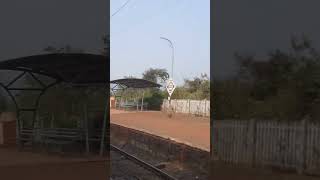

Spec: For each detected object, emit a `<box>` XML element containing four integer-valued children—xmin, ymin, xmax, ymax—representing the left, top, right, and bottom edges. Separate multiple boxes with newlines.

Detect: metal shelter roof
<box><xmin>110</xmin><ymin>78</ymin><xmax>161</xmax><ymax>89</ymax></box>
<box><xmin>0</xmin><ymin>53</ymin><xmax>108</xmax><ymax>85</ymax></box>
<box><xmin>0</xmin><ymin>53</ymin><xmax>109</xmax><ymax>156</ymax></box>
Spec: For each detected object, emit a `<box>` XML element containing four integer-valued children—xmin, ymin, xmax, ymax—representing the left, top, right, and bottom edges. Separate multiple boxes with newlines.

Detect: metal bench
<box><xmin>119</xmin><ymin>102</ymin><xmax>149</xmax><ymax>111</ymax></box>
<box><xmin>38</xmin><ymin>128</ymin><xmax>84</xmax><ymax>153</ymax></box>
<box><xmin>121</xmin><ymin>102</ymin><xmax>136</xmax><ymax>110</ymax></box>
<box><xmin>19</xmin><ymin>128</ymin><xmax>35</xmax><ymax>147</ymax></box>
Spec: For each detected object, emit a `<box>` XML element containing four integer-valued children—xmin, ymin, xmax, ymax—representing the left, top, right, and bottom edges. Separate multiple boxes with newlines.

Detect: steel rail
<box><xmin>110</xmin><ymin>144</ymin><xmax>178</xmax><ymax>180</ymax></box>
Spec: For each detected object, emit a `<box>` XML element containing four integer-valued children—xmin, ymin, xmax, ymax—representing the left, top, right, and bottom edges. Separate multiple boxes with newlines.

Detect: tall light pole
<box><xmin>161</xmin><ymin>37</ymin><xmax>175</xmax><ymax>115</ymax></box>
<box><xmin>160</xmin><ymin>37</ymin><xmax>174</xmax><ymax>79</ymax></box>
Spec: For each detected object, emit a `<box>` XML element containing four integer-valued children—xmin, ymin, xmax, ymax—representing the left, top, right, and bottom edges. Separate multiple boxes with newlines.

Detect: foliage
<box><xmin>17</xmin><ymin>75</ymin><xmax>106</xmax><ymax>128</ymax></box>
<box><xmin>141</xmin><ymin>68</ymin><xmax>169</xmax><ymax>109</ymax></box>
<box><xmin>113</xmin><ymin>68</ymin><xmax>210</xmax><ymax>110</ymax></box>
<box><xmin>143</xmin><ymin>89</ymin><xmax>165</xmax><ymax>110</ymax></box>
<box><xmin>38</xmin><ymin>85</ymin><xmax>106</xmax><ymax>128</ymax></box>
<box><xmin>142</xmin><ymin>68</ymin><xmax>169</xmax><ymax>84</ymax></box>
<box><xmin>171</xmin><ymin>73</ymin><xmax>210</xmax><ymax>100</ymax></box>
<box><xmin>214</xmin><ymin>35</ymin><xmax>320</xmax><ymax>121</ymax></box>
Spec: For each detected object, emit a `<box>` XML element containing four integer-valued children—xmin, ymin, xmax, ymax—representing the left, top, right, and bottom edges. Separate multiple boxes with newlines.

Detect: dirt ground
<box><xmin>0</xmin><ymin>147</ymin><xmax>109</xmax><ymax>180</ymax></box>
<box><xmin>110</xmin><ymin>109</ymin><xmax>210</xmax><ymax>151</ymax></box>
<box><xmin>110</xmin><ymin>110</ymin><xmax>320</xmax><ymax>179</ymax></box>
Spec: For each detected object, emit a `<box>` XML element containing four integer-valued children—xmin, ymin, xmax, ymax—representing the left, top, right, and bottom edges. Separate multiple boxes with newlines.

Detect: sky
<box><xmin>110</xmin><ymin>0</ymin><xmax>210</xmax><ymax>85</ymax></box>
<box><xmin>1</xmin><ymin>1</ymin><xmax>320</xmax><ymax>83</ymax></box>
<box><xmin>0</xmin><ymin>0</ymin><xmax>108</xmax><ymax>61</ymax></box>
<box><xmin>213</xmin><ymin>0</ymin><xmax>320</xmax><ymax>79</ymax></box>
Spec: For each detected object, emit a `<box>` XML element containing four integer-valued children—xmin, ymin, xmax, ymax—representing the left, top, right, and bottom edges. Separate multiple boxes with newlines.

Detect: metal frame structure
<box><xmin>0</xmin><ymin>71</ymin><xmax>60</xmax><ymax>146</ymax></box>
<box><xmin>0</xmin><ymin>53</ymin><xmax>109</xmax><ymax>155</ymax></box>
<box><xmin>0</xmin><ymin>55</ymin><xmax>162</xmax><ymax>157</ymax></box>
<box><xmin>110</xmin><ymin>78</ymin><xmax>161</xmax><ymax>110</ymax></box>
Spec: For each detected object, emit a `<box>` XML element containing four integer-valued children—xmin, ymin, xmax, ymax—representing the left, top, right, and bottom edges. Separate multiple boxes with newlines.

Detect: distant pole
<box><xmin>141</xmin><ymin>90</ymin><xmax>145</xmax><ymax>111</ymax></box>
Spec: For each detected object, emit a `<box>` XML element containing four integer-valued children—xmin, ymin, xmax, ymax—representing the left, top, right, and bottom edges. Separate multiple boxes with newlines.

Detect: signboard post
<box><xmin>166</xmin><ymin>79</ymin><xmax>176</xmax><ymax>109</ymax></box>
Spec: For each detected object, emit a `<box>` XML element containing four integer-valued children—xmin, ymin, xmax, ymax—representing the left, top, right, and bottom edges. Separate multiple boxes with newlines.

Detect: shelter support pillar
<box><xmin>84</xmin><ymin>104</ymin><xmax>90</xmax><ymax>155</ymax></box>
<box><xmin>100</xmin><ymin>97</ymin><xmax>109</xmax><ymax>156</ymax></box>
<box><xmin>141</xmin><ymin>90</ymin><xmax>144</xmax><ymax>111</ymax></box>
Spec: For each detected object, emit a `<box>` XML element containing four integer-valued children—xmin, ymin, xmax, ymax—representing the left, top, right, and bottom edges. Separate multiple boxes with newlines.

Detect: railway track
<box><xmin>110</xmin><ymin>144</ymin><xmax>178</xmax><ymax>180</ymax></box>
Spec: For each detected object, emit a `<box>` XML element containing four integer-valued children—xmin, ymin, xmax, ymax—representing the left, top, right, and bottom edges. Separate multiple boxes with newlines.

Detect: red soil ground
<box><xmin>110</xmin><ymin>110</ymin><xmax>320</xmax><ymax>179</ymax></box>
<box><xmin>0</xmin><ymin>147</ymin><xmax>108</xmax><ymax>180</ymax></box>
<box><xmin>110</xmin><ymin>109</ymin><xmax>210</xmax><ymax>151</ymax></box>
<box><xmin>1</xmin><ymin>147</ymin><xmax>316</xmax><ymax>180</ymax></box>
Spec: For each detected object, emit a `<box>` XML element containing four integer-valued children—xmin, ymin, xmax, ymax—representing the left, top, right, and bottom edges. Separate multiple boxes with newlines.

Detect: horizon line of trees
<box><xmin>115</xmin><ymin>68</ymin><xmax>210</xmax><ymax>110</ymax></box>
<box><xmin>213</xmin><ymin>35</ymin><xmax>320</xmax><ymax>121</ymax></box>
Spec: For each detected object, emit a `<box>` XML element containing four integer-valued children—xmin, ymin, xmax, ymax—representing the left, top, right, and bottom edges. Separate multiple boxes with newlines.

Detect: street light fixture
<box><xmin>161</xmin><ymin>37</ymin><xmax>175</xmax><ymax>113</ymax></box>
<box><xmin>160</xmin><ymin>37</ymin><xmax>174</xmax><ymax>79</ymax></box>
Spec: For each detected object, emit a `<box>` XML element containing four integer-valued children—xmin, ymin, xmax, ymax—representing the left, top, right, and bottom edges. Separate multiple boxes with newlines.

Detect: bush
<box><xmin>144</xmin><ymin>90</ymin><xmax>165</xmax><ymax>110</ymax></box>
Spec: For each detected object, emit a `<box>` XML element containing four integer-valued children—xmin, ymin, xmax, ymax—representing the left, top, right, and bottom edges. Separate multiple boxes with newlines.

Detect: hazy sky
<box><xmin>110</xmin><ymin>0</ymin><xmax>210</xmax><ymax>85</ymax></box>
<box><xmin>213</xmin><ymin>0</ymin><xmax>320</xmax><ymax>79</ymax></box>
<box><xmin>2</xmin><ymin>1</ymin><xmax>318</xmax><ymax>83</ymax></box>
<box><xmin>0</xmin><ymin>0</ymin><xmax>108</xmax><ymax>61</ymax></box>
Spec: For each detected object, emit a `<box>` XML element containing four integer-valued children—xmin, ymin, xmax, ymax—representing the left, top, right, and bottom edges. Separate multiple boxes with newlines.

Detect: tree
<box><xmin>179</xmin><ymin>73</ymin><xmax>210</xmax><ymax>100</ymax></box>
<box><xmin>142</xmin><ymin>68</ymin><xmax>169</xmax><ymax>84</ymax></box>
<box><xmin>215</xmin><ymin>35</ymin><xmax>320</xmax><ymax>121</ymax></box>
<box><xmin>140</xmin><ymin>69</ymin><xmax>168</xmax><ymax>110</ymax></box>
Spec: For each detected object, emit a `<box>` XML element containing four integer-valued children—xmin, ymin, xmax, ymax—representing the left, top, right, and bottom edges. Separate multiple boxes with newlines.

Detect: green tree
<box><xmin>142</xmin><ymin>68</ymin><xmax>169</xmax><ymax>84</ymax></box>
<box><xmin>215</xmin><ymin>35</ymin><xmax>320</xmax><ymax>121</ymax></box>
<box><xmin>141</xmin><ymin>68</ymin><xmax>169</xmax><ymax>110</ymax></box>
<box><xmin>173</xmin><ymin>73</ymin><xmax>210</xmax><ymax>100</ymax></box>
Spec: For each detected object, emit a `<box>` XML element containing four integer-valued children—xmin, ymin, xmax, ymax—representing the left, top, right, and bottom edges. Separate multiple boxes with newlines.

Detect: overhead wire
<box><xmin>111</xmin><ymin>0</ymin><xmax>132</xmax><ymax>18</ymax></box>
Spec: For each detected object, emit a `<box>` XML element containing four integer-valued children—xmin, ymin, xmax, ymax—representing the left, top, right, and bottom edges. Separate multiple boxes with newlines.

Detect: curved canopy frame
<box><xmin>0</xmin><ymin>54</ymin><xmax>162</xmax><ymax>155</ymax></box>
<box><xmin>110</xmin><ymin>78</ymin><xmax>161</xmax><ymax>89</ymax></box>
<box><xmin>110</xmin><ymin>78</ymin><xmax>162</xmax><ymax>110</ymax></box>
<box><xmin>110</xmin><ymin>78</ymin><xmax>161</xmax><ymax>96</ymax></box>
<box><xmin>0</xmin><ymin>53</ymin><xmax>108</xmax><ymax>155</ymax></box>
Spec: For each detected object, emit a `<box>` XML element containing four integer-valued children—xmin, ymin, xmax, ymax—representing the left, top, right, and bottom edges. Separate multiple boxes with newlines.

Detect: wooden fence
<box><xmin>212</xmin><ymin>119</ymin><xmax>320</xmax><ymax>173</ymax></box>
<box><xmin>162</xmin><ymin>99</ymin><xmax>210</xmax><ymax>117</ymax></box>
